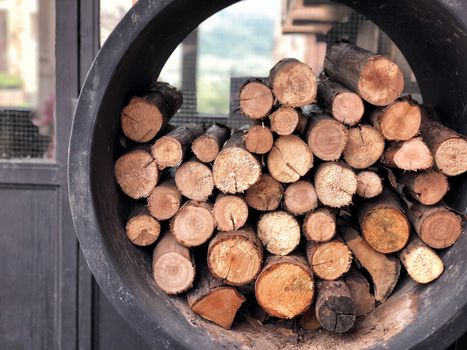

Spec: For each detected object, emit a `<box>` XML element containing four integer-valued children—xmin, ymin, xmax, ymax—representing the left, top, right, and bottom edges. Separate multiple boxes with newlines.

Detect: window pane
<box><xmin>0</xmin><ymin>0</ymin><xmax>55</xmax><ymax>160</ymax></box>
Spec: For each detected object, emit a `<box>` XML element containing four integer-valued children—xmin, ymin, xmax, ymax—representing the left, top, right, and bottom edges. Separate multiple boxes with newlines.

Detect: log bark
<box><xmin>356</xmin><ymin>170</ymin><xmax>383</xmax><ymax>198</ymax></box>
<box><xmin>306</xmin><ymin>112</ymin><xmax>349</xmax><ymax>161</ymax></box>
<box><xmin>213</xmin><ymin>131</ymin><xmax>262</xmax><ymax>193</ymax></box>
<box><xmin>245</xmin><ymin>174</ymin><xmax>284</xmax><ymax>211</ymax></box>
<box><xmin>397</xmin><ymin>170</ymin><xmax>449</xmax><ymax>205</ymax></box>
<box><xmin>339</xmin><ymin>222</ymin><xmax>401</xmax><ymax>302</ymax></box>
<box><xmin>305</xmin><ymin>240</ymin><xmax>352</xmax><ymax>280</ymax></box>
<box><xmin>269</xmin><ymin>107</ymin><xmax>308</xmax><ymax>136</ymax></box>
<box><xmin>187</xmin><ymin>264</ymin><xmax>245</xmax><ymax>329</ymax></box>
<box><xmin>175</xmin><ymin>158</ymin><xmax>214</xmax><ymax>201</ymax></box>
<box><xmin>358</xmin><ymin>189</ymin><xmax>410</xmax><ymax>253</ymax></box>
<box><xmin>152</xmin><ymin>231</ymin><xmax>195</xmax><ymax>295</ymax></box>
<box><xmin>302</xmin><ymin>208</ymin><xmax>336</xmax><ymax>242</ymax></box>
<box><xmin>314</xmin><ymin>162</ymin><xmax>357</xmax><ymax>208</ymax></box>
<box><xmin>213</xmin><ymin>194</ymin><xmax>249</xmax><ymax>231</ymax></box>
<box><xmin>369</xmin><ymin>97</ymin><xmax>421</xmax><ymax>141</ymax></box>
<box><xmin>344</xmin><ymin>267</ymin><xmax>375</xmax><ymax>316</ymax></box>
<box><xmin>239</xmin><ymin>80</ymin><xmax>274</xmax><ymax>120</ymax></box>
<box><xmin>398</xmin><ymin>235</ymin><xmax>444</xmax><ymax>284</ymax></box>
<box><xmin>257</xmin><ymin>211</ymin><xmax>301</xmax><ymax>256</ymax></box>
<box><xmin>125</xmin><ymin>205</ymin><xmax>161</xmax><ymax>246</ymax></box>
<box><xmin>317</xmin><ymin>78</ymin><xmax>364</xmax><ymax>125</ymax></box>
<box><xmin>420</xmin><ymin>115</ymin><xmax>467</xmax><ymax>176</ymax></box>
<box><xmin>315</xmin><ymin>279</ymin><xmax>356</xmax><ymax>333</ymax></box>
<box><xmin>121</xmin><ymin>82</ymin><xmax>182</xmax><ymax>142</ymax></box>
<box><xmin>267</xmin><ymin>135</ymin><xmax>313</xmax><ymax>183</ymax></box>
<box><xmin>191</xmin><ymin>123</ymin><xmax>231</xmax><ymax>163</ymax></box>
<box><xmin>381</xmin><ymin>137</ymin><xmax>433</xmax><ymax>171</ymax></box>
<box><xmin>207</xmin><ymin>226</ymin><xmax>263</xmax><ymax>286</ymax></box>
<box><xmin>283</xmin><ymin>180</ymin><xmax>318</xmax><ymax>216</ymax></box>
<box><xmin>324</xmin><ymin>42</ymin><xmax>404</xmax><ymax>106</ymax></box>
<box><xmin>407</xmin><ymin>203</ymin><xmax>462</xmax><ymax>249</ymax></box>
<box><xmin>114</xmin><ymin>149</ymin><xmax>158</xmax><ymax>199</ymax></box>
<box><xmin>171</xmin><ymin>201</ymin><xmax>215</xmax><ymax>247</ymax></box>
<box><xmin>343</xmin><ymin>125</ymin><xmax>385</xmax><ymax>169</ymax></box>
<box><xmin>243</xmin><ymin>124</ymin><xmax>274</xmax><ymax>154</ymax></box>
<box><xmin>268</xmin><ymin>58</ymin><xmax>317</xmax><ymax>108</ymax></box>
<box><xmin>147</xmin><ymin>179</ymin><xmax>181</xmax><ymax>221</ymax></box>
<box><xmin>255</xmin><ymin>255</ymin><xmax>314</xmax><ymax>319</ymax></box>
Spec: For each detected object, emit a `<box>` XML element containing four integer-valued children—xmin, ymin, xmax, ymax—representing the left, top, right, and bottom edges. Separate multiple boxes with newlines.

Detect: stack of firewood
<box><xmin>114</xmin><ymin>42</ymin><xmax>466</xmax><ymax>333</ymax></box>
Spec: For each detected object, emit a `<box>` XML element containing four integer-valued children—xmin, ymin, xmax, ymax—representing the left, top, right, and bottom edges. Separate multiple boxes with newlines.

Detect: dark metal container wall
<box><xmin>69</xmin><ymin>0</ymin><xmax>467</xmax><ymax>349</ymax></box>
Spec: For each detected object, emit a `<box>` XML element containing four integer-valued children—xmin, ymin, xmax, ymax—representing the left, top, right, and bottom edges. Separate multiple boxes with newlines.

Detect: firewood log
<box><xmin>239</xmin><ymin>80</ymin><xmax>274</xmax><ymax>120</ymax></box>
<box><xmin>302</xmin><ymin>208</ymin><xmax>336</xmax><ymax>242</ymax></box>
<box><xmin>212</xmin><ymin>194</ymin><xmax>249</xmax><ymax>231</ymax></box>
<box><xmin>396</xmin><ymin>170</ymin><xmax>449</xmax><ymax>205</ymax></box>
<box><xmin>343</xmin><ymin>125</ymin><xmax>385</xmax><ymax>169</ymax></box>
<box><xmin>125</xmin><ymin>205</ymin><xmax>160</xmax><ymax>246</ymax></box>
<box><xmin>191</xmin><ymin>123</ymin><xmax>230</xmax><ymax>163</ymax></box>
<box><xmin>269</xmin><ymin>107</ymin><xmax>308</xmax><ymax>136</ymax></box>
<box><xmin>356</xmin><ymin>171</ymin><xmax>383</xmax><ymax>198</ymax></box>
<box><xmin>243</xmin><ymin>124</ymin><xmax>274</xmax><ymax>155</ymax></box>
<box><xmin>147</xmin><ymin>179</ymin><xmax>182</xmax><ymax>220</ymax></box>
<box><xmin>257</xmin><ymin>211</ymin><xmax>301</xmax><ymax>256</ymax></box>
<box><xmin>245</xmin><ymin>174</ymin><xmax>284</xmax><ymax>211</ymax></box>
<box><xmin>314</xmin><ymin>162</ymin><xmax>357</xmax><ymax>208</ymax></box>
<box><xmin>283</xmin><ymin>180</ymin><xmax>318</xmax><ymax>216</ymax></box>
<box><xmin>381</xmin><ymin>137</ymin><xmax>433</xmax><ymax>171</ymax></box>
<box><xmin>305</xmin><ymin>240</ymin><xmax>352</xmax><ymax>280</ymax></box>
<box><xmin>175</xmin><ymin>158</ymin><xmax>214</xmax><ymax>201</ymax></box>
<box><xmin>344</xmin><ymin>267</ymin><xmax>375</xmax><ymax>316</ymax></box>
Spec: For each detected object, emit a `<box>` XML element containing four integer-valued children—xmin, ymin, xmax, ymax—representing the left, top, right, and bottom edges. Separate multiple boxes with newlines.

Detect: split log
<box><xmin>324</xmin><ymin>42</ymin><xmax>404</xmax><ymax>106</ymax></box>
<box><xmin>267</xmin><ymin>135</ymin><xmax>313</xmax><ymax>183</ymax></box>
<box><xmin>369</xmin><ymin>97</ymin><xmax>421</xmax><ymax>141</ymax></box>
<box><xmin>187</xmin><ymin>264</ymin><xmax>245</xmax><ymax>329</ymax></box>
<box><xmin>300</xmin><ymin>307</ymin><xmax>321</xmax><ymax>331</ymax></box>
<box><xmin>151</xmin><ymin>123</ymin><xmax>204</xmax><ymax>169</ymax></box>
<box><xmin>381</xmin><ymin>137</ymin><xmax>433</xmax><ymax>171</ymax></box>
<box><xmin>114</xmin><ymin>149</ymin><xmax>158</xmax><ymax>199</ymax></box>
<box><xmin>305</xmin><ymin>240</ymin><xmax>352</xmax><ymax>280</ymax></box>
<box><xmin>255</xmin><ymin>255</ymin><xmax>314</xmax><ymax>319</ymax></box>
<box><xmin>121</xmin><ymin>82</ymin><xmax>182</xmax><ymax>142</ymax></box>
<box><xmin>398</xmin><ymin>235</ymin><xmax>444</xmax><ymax>284</ymax></box>
<box><xmin>257</xmin><ymin>211</ymin><xmax>301</xmax><ymax>256</ymax></box>
<box><xmin>269</xmin><ymin>107</ymin><xmax>308</xmax><ymax>136</ymax></box>
<box><xmin>303</xmin><ymin>208</ymin><xmax>336</xmax><ymax>242</ymax></box>
<box><xmin>420</xmin><ymin>115</ymin><xmax>467</xmax><ymax>176</ymax></box>
<box><xmin>356</xmin><ymin>171</ymin><xmax>383</xmax><ymax>198</ymax></box>
<box><xmin>243</xmin><ymin>124</ymin><xmax>274</xmax><ymax>154</ymax></box>
<box><xmin>239</xmin><ymin>80</ymin><xmax>274</xmax><ymax>120</ymax></box>
<box><xmin>245</xmin><ymin>174</ymin><xmax>284</xmax><ymax>211</ymax></box>
<box><xmin>171</xmin><ymin>201</ymin><xmax>215</xmax><ymax>247</ymax></box>
<box><xmin>344</xmin><ymin>268</ymin><xmax>375</xmax><ymax>316</ymax></box>
<box><xmin>147</xmin><ymin>180</ymin><xmax>182</xmax><ymax>220</ymax></box>
<box><xmin>175</xmin><ymin>158</ymin><xmax>214</xmax><ymax>201</ymax></box>
<box><xmin>317</xmin><ymin>78</ymin><xmax>364</xmax><ymax>125</ymax></box>
<box><xmin>213</xmin><ymin>131</ymin><xmax>262</xmax><ymax>193</ymax></box>
<box><xmin>343</xmin><ymin>125</ymin><xmax>385</xmax><ymax>169</ymax></box>
<box><xmin>283</xmin><ymin>180</ymin><xmax>318</xmax><ymax>216</ymax></box>
<box><xmin>314</xmin><ymin>162</ymin><xmax>357</xmax><ymax>208</ymax></box>
<box><xmin>152</xmin><ymin>231</ymin><xmax>195</xmax><ymax>295</ymax></box>
<box><xmin>125</xmin><ymin>206</ymin><xmax>161</xmax><ymax>246</ymax></box>
<box><xmin>315</xmin><ymin>279</ymin><xmax>356</xmax><ymax>333</ymax></box>
<box><xmin>358</xmin><ymin>189</ymin><xmax>410</xmax><ymax>253</ymax></box>
<box><xmin>269</xmin><ymin>58</ymin><xmax>317</xmax><ymax>108</ymax></box>
<box><xmin>340</xmin><ymin>222</ymin><xmax>401</xmax><ymax>302</ymax></box>
<box><xmin>213</xmin><ymin>194</ymin><xmax>249</xmax><ymax>231</ymax></box>
<box><xmin>207</xmin><ymin>227</ymin><xmax>263</xmax><ymax>286</ymax></box>
<box><xmin>191</xmin><ymin>123</ymin><xmax>231</xmax><ymax>163</ymax></box>
<box><xmin>407</xmin><ymin>203</ymin><xmax>462</xmax><ymax>249</ymax></box>
<box><xmin>306</xmin><ymin>112</ymin><xmax>349</xmax><ymax>161</ymax></box>
<box><xmin>397</xmin><ymin>170</ymin><xmax>449</xmax><ymax>205</ymax></box>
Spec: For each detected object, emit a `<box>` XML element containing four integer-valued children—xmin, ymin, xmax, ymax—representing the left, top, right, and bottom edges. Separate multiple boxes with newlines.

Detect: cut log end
<box><xmin>244</xmin><ymin>125</ymin><xmax>274</xmax><ymax>154</ymax></box>
<box><xmin>374</xmin><ymin>100</ymin><xmax>421</xmax><ymax>141</ymax></box>
<box><xmin>267</xmin><ymin>135</ymin><xmax>313</xmax><ymax>183</ymax></box>
<box><xmin>383</xmin><ymin>138</ymin><xmax>433</xmax><ymax>171</ymax></box>
<box><xmin>152</xmin><ymin>136</ymin><xmax>183</xmax><ymax>168</ymax></box>
<box><xmin>171</xmin><ymin>201</ymin><xmax>215</xmax><ymax>247</ymax></box>
<box><xmin>307</xmin><ymin>118</ymin><xmax>348</xmax><ymax>161</ymax></box>
<box><xmin>284</xmin><ymin>180</ymin><xmax>318</xmax><ymax>216</ymax></box>
<box><xmin>435</xmin><ymin>138</ymin><xmax>467</xmax><ymax>176</ymax></box>
<box><xmin>270</xmin><ymin>107</ymin><xmax>305</xmax><ymax>136</ymax></box>
<box><xmin>303</xmin><ymin>208</ymin><xmax>336</xmax><ymax>242</ymax></box>
<box><xmin>399</xmin><ymin>171</ymin><xmax>448</xmax><ymax>205</ymax></box>
<box><xmin>239</xmin><ymin>81</ymin><xmax>274</xmax><ymax>120</ymax></box>
<box><xmin>356</xmin><ymin>171</ymin><xmax>383</xmax><ymax>198</ymax></box>
<box><xmin>121</xmin><ymin>97</ymin><xmax>164</xmax><ymax>142</ymax></box>
<box><xmin>358</xmin><ymin>56</ymin><xmax>404</xmax><ymax>106</ymax></box>
<box><xmin>343</xmin><ymin>125</ymin><xmax>385</xmax><ymax>169</ymax></box>
<box><xmin>245</xmin><ymin>174</ymin><xmax>284</xmax><ymax>211</ymax></box>
<box><xmin>257</xmin><ymin>211</ymin><xmax>301</xmax><ymax>256</ymax></box>
<box><xmin>175</xmin><ymin>160</ymin><xmax>214</xmax><ymax>201</ymax></box>
<box><xmin>255</xmin><ymin>256</ymin><xmax>314</xmax><ymax>319</ymax></box>
<box><xmin>213</xmin><ymin>195</ymin><xmax>249</xmax><ymax>231</ymax></box>
<box><xmin>192</xmin><ymin>136</ymin><xmax>220</xmax><ymax>163</ymax></box>
<box><xmin>147</xmin><ymin>181</ymin><xmax>182</xmax><ymax>220</ymax></box>
<box><xmin>314</xmin><ymin>162</ymin><xmax>357</xmax><ymax>208</ymax></box>
<box><xmin>332</xmin><ymin>91</ymin><xmax>364</xmax><ymax>125</ymax></box>
<box><xmin>126</xmin><ymin>213</ymin><xmax>160</xmax><ymax>246</ymax></box>
<box><xmin>114</xmin><ymin>150</ymin><xmax>158</xmax><ymax>199</ymax></box>
<box><xmin>419</xmin><ymin>207</ymin><xmax>462</xmax><ymax>249</ymax></box>
<box><xmin>307</xmin><ymin>241</ymin><xmax>352</xmax><ymax>280</ymax></box>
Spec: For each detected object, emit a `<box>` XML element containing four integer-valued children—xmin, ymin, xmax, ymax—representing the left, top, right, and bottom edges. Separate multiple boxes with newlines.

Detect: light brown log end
<box><xmin>192</xmin><ymin>136</ymin><xmax>220</xmax><ymax>163</ymax></box>
<box><xmin>257</xmin><ymin>211</ymin><xmax>301</xmax><ymax>255</ymax></box>
<box><xmin>356</xmin><ymin>171</ymin><xmax>383</xmax><ymax>198</ymax></box>
<box><xmin>175</xmin><ymin>160</ymin><xmax>214</xmax><ymax>201</ymax></box>
<box><xmin>239</xmin><ymin>81</ymin><xmax>274</xmax><ymax>120</ymax></box>
<box><xmin>343</xmin><ymin>125</ymin><xmax>385</xmax><ymax>169</ymax></box>
<box><xmin>303</xmin><ymin>208</ymin><xmax>336</xmax><ymax>242</ymax></box>
<box><xmin>435</xmin><ymin>137</ymin><xmax>467</xmax><ymax>176</ymax></box>
<box><xmin>152</xmin><ymin>136</ymin><xmax>184</xmax><ymax>169</ymax></box>
<box><xmin>306</xmin><ymin>240</ymin><xmax>352</xmax><ymax>280</ymax></box>
<box><xmin>314</xmin><ymin>162</ymin><xmax>357</xmax><ymax>208</ymax></box>
<box><xmin>307</xmin><ymin>118</ymin><xmax>349</xmax><ymax>161</ymax></box>
<box><xmin>245</xmin><ymin>174</ymin><xmax>284</xmax><ymax>211</ymax></box>
<box><xmin>398</xmin><ymin>171</ymin><xmax>449</xmax><ymax>205</ymax></box>
<box><xmin>213</xmin><ymin>194</ymin><xmax>249</xmax><ymax>231</ymax></box>
<box><xmin>382</xmin><ymin>137</ymin><xmax>433</xmax><ymax>171</ymax></box>
<box><xmin>332</xmin><ymin>91</ymin><xmax>364</xmax><ymax>126</ymax></box>
<box><xmin>126</xmin><ymin>210</ymin><xmax>161</xmax><ymax>246</ymax></box>
<box><xmin>269</xmin><ymin>107</ymin><xmax>305</xmax><ymax>136</ymax></box>
<box><xmin>244</xmin><ymin>125</ymin><xmax>274</xmax><ymax>154</ymax></box>
<box><xmin>147</xmin><ymin>181</ymin><xmax>182</xmax><ymax>221</ymax></box>
<box><xmin>121</xmin><ymin>97</ymin><xmax>164</xmax><ymax>142</ymax></box>
<box><xmin>284</xmin><ymin>180</ymin><xmax>318</xmax><ymax>215</ymax></box>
